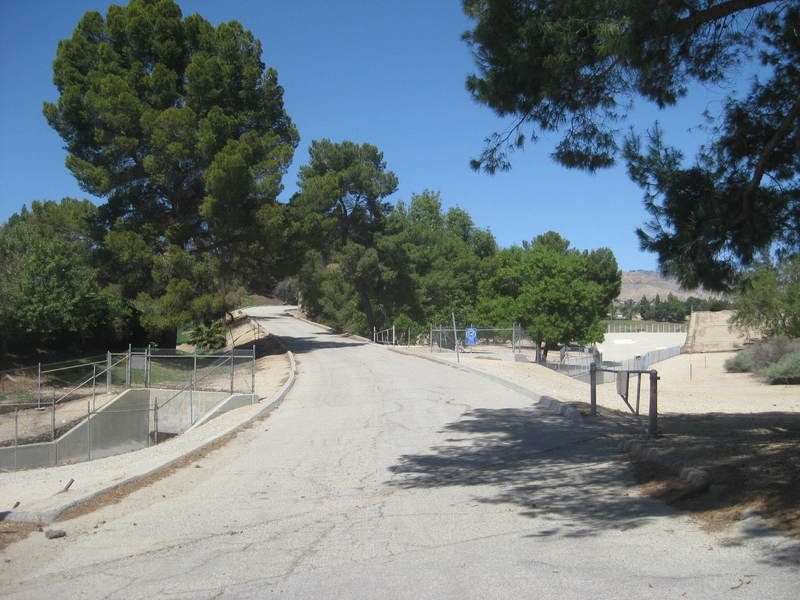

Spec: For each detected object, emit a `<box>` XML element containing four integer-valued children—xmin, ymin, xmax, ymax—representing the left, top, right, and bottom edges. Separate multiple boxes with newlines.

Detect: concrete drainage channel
<box><xmin>0</xmin><ymin>388</ymin><xmax>257</xmax><ymax>470</ymax></box>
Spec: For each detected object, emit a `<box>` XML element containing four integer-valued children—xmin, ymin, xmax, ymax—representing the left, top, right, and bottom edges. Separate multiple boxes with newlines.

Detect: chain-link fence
<box><xmin>0</xmin><ymin>346</ymin><xmax>256</xmax><ymax>465</ymax></box>
<box><xmin>429</xmin><ymin>326</ymin><xmax>518</xmax><ymax>353</ymax></box>
<box><xmin>374</xmin><ymin>326</ymin><xmax>395</xmax><ymax>345</ymax></box>
<box><xmin>0</xmin><ymin>355</ymin><xmax>108</xmax><ymax>409</ymax></box>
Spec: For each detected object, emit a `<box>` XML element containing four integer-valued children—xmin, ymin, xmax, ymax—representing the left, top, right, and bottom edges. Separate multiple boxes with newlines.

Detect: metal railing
<box><xmin>605</xmin><ymin>321</ymin><xmax>688</xmax><ymax>334</ymax></box>
<box><xmin>590</xmin><ymin>364</ymin><xmax>660</xmax><ymax>435</ymax></box>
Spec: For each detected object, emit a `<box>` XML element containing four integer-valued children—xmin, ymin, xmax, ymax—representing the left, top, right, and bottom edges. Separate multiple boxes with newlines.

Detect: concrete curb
<box><xmin>616</xmin><ymin>437</ymin><xmax>710</xmax><ymax>491</ymax></box>
<box><xmin>386</xmin><ymin>348</ymin><xmax>584</xmax><ymax>424</ymax></box>
<box><xmin>2</xmin><ymin>323</ymin><xmax>297</xmax><ymax>524</ymax></box>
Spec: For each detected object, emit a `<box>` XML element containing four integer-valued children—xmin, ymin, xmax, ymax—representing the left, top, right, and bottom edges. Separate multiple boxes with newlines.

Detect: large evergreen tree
<box><xmin>462</xmin><ymin>1</ymin><xmax>798</xmax><ymax>291</ymax></box>
<box><xmin>44</xmin><ymin>0</ymin><xmax>298</xmax><ymax>341</ymax></box>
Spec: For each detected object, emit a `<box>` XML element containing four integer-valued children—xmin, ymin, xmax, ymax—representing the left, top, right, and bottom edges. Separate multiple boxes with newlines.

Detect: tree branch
<box><xmin>682</xmin><ymin>0</ymin><xmax>776</xmax><ymax>32</ymax></box>
<box><xmin>742</xmin><ymin>93</ymin><xmax>800</xmax><ymax>206</ymax></box>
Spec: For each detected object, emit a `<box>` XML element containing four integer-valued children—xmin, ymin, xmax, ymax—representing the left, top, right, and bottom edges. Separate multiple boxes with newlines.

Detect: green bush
<box><xmin>725</xmin><ymin>337</ymin><xmax>800</xmax><ymax>384</ymax></box>
<box><xmin>724</xmin><ymin>352</ymin><xmax>754</xmax><ymax>373</ymax></box>
<box><xmin>759</xmin><ymin>352</ymin><xmax>800</xmax><ymax>384</ymax></box>
<box><xmin>188</xmin><ymin>321</ymin><xmax>227</xmax><ymax>352</ymax></box>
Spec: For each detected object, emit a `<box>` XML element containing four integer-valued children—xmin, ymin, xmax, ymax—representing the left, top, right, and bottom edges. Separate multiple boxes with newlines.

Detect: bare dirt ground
<box><xmin>448</xmin><ymin>351</ymin><xmax>800</xmax><ymax>539</ymax></box>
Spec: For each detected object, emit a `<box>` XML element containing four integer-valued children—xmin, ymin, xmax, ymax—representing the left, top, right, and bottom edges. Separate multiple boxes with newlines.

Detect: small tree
<box><xmin>731</xmin><ymin>255</ymin><xmax>800</xmax><ymax>338</ymax></box>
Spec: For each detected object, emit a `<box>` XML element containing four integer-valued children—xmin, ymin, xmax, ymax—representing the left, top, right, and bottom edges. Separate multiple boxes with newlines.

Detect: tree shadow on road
<box><xmin>269</xmin><ymin>335</ymin><xmax>367</xmax><ymax>355</ymax></box>
<box><xmin>386</xmin><ymin>404</ymin><xmax>800</xmax><ymax>567</ymax></box>
<box><xmin>388</xmin><ymin>405</ymin><xmax>669</xmax><ymax>537</ymax></box>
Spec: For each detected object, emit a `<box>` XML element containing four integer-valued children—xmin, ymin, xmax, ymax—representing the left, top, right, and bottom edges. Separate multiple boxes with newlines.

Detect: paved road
<box><xmin>2</xmin><ymin>306</ymin><xmax>797</xmax><ymax>598</ymax></box>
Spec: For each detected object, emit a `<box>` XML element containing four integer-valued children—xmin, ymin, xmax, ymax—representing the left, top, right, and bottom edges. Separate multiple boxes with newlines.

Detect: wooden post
<box><xmin>649</xmin><ymin>370</ymin><xmax>658</xmax><ymax>435</ymax></box>
<box><xmin>589</xmin><ymin>363</ymin><xmax>597</xmax><ymax>416</ymax></box>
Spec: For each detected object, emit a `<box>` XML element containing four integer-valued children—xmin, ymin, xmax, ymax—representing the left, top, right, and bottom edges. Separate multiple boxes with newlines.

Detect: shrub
<box><xmin>188</xmin><ymin>321</ymin><xmax>227</xmax><ymax>352</ymax></box>
<box><xmin>724</xmin><ymin>351</ymin><xmax>755</xmax><ymax>373</ymax></box>
<box><xmin>759</xmin><ymin>352</ymin><xmax>800</xmax><ymax>384</ymax></box>
<box><xmin>725</xmin><ymin>337</ymin><xmax>800</xmax><ymax>384</ymax></box>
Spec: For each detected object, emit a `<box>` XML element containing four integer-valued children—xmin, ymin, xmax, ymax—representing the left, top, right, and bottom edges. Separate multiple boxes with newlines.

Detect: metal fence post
<box><xmin>87</xmin><ymin>401</ymin><xmax>92</xmax><ymax>460</ymax></box>
<box><xmin>193</xmin><ymin>348</ymin><xmax>198</xmax><ymax>388</ymax></box>
<box><xmin>14</xmin><ymin>408</ymin><xmax>19</xmax><ymax>470</ymax></box>
<box><xmin>649</xmin><ymin>370</ymin><xmax>658</xmax><ymax>435</ymax></box>
<box><xmin>251</xmin><ymin>343</ymin><xmax>256</xmax><ymax>397</ymax></box>
<box><xmin>590</xmin><ymin>363</ymin><xmax>597</xmax><ymax>416</ymax></box>
<box><xmin>145</xmin><ymin>344</ymin><xmax>151</xmax><ymax>388</ymax></box>
<box><xmin>229</xmin><ymin>347</ymin><xmax>235</xmax><ymax>393</ymax></box>
<box><xmin>154</xmin><ymin>398</ymin><xmax>159</xmax><ymax>445</ymax></box>
<box><xmin>451</xmin><ymin>313</ymin><xmax>459</xmax><ymax>364</ymax></box>
<box><xmin>92</xmin><ymin>364</ymin><xmax>97</xmax><ymax>410</ymax></box>
<box><xmin>51</xmin><ymin>394</ymin><xmax>56</xmax><ymax>441</ymax></box>
<box><xmin>126</xmin><ymin>344</ymin><xmax>131</xmax><ymax>388</ymax></box>
<box><xmin>106</xmin><ymin>351</ymin><xmax>111</xmax><ymax>393</ymax></box>
<box><xmin>37</xmin><ymin>362</ymin><xmax>42</xmax><ymax>409</ymax></box>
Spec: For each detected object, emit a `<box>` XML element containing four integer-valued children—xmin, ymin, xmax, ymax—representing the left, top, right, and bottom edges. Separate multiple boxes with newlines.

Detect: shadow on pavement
<box><xmin>388</xmin><ymin>406</ymin><xmax>666</xmax><ymax>537</ymax></box>
<box><xmin>386</xmin><ymin>405</ymin><xmax>800</xmax><ymax>567</ymax></box>
<box><xmin>269</xmin><ymin>335</ymin><xmax>367</xmax><ymax>355</ymax></box>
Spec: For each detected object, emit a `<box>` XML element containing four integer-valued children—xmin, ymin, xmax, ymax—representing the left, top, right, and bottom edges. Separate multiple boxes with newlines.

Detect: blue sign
<box><xmin>465</xmin><ymin>328</ymin><xmax>478</xmax><ymax>346</ymax></box>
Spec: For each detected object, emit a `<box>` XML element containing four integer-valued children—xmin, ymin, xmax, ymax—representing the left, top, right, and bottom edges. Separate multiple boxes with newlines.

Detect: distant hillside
<box><xmin>618</xmin><ymin>270</ymin><xmax>725</xmax><ymax>302</ymax></box>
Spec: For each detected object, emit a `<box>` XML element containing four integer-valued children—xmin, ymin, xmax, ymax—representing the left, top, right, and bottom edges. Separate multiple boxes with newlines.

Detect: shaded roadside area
<box><xmin>389</xmin><ymin>406</ymin><xmax>675</xmax><ymax>538</ymax></box>
<box><xmin>568</xmin><ymin>401</ymin><xmax>800</xmax><ymax>544</ymax></box>
<box><xmin>386</xmin><ymin>404</ymin><xmax>800</xmax><ymax>568</ymax></box>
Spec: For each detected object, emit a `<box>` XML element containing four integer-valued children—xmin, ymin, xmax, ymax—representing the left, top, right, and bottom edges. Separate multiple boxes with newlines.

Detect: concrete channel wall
<box><xmin>150</xmin><ymin>389</ymin><xmax>229</xmax><ymax>434</ymax></box>
<box><xmin>0</xmin><ymin>388</ymin><xmax>256</xmax><ymax>470</ymax></box>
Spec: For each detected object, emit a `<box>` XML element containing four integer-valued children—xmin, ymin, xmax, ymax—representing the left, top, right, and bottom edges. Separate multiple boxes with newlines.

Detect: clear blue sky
<box><xmin>0</xmin><ymin>0</ymin><xmax>742</xmax><ymax>271</ymax></box>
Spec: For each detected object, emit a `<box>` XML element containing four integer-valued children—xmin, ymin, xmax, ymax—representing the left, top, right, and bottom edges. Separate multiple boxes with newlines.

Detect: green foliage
<box><xmin>462</xmin><ymin>1</ymin><xmax>799</xmax><ymax>291</ymax></box>
<box><xmin>188</xmin><ymin>320</ymin><xmax>227</xmax><ymax>352</ymax></box>
<box><xmin>760</xmin><ymin>352</ymin><xmax>800</xmax><ymax>384</ymax></box>
<box><xmin>625</xmin><ymin>293</ymin><xmax>731</xmax><ymax>322</ymax></box>
<box><xmin>292</xmin><ymin>139</ymin><xmax>398</xmax><ymax>253</ymax></box>
<box><xmin>731</xmin><ymin>255</ymin><xmax>800</xmax><ymax>338</ymax></box>
<box><xmin>477</xmin><ymin>233</ymin><xmax>617</xmax><ymax>358</ymax></box>
<box><xmin>0</xmin><ymin>200</ymin><xmax>130</xmax><ymax>353</ymax></box>
<box><xmin>294</xmin><ymin>185</ymin><xmax>498</xmax><ymax>337</ymax></box>
<box><xmin>44</xmin><ymin>0</ymin><xmax>299</xmax><ymax>337</ymax></box>
<box><xmin>724</xmin><ymin>337</ymin><xmax>800</xmax><ymax>384</ymax></box>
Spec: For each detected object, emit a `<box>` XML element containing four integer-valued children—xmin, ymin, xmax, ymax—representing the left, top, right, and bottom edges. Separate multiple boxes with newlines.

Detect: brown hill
<box><xmin>618</xmin><ymin>270</ymin><xmax>725</xmax><ymax>302</ymax></box>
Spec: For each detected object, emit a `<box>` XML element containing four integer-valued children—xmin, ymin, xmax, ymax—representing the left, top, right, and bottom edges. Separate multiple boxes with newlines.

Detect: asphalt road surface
<box><xmin>1</xmin><ymin>306</ymin><xmax>797</xmax><ymax>599</ymax></box>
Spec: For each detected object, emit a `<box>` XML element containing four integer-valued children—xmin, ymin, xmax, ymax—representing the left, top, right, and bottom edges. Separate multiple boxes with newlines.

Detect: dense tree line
<box><xmin>288</xmin><ymin>141</ymin><xmax>621</xmax><ymax>356</ymax></box>
<box><xmin>1</xmin><ymin>0</ymin><xmax>621</xmax><ymax>362</ymax></box>
<box><xmin>613</xmin><ymin>294</ymin><xmax>731</xmax><ymax>323</ymax></box>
